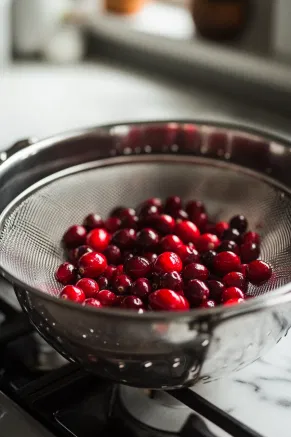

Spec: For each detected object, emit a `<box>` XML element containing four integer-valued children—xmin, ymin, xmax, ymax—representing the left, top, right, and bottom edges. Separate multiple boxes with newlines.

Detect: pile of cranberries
<box><xmin>55</xmin><ymin>196</ymin><xmax>272</xmax><ymax>312</ymax></box>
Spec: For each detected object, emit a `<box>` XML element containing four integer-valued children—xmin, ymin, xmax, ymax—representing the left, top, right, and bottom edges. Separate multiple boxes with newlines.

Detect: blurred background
<box><xmin>1</xmin><ymin>0</ymin><xmax>291</xmax><ymax>147</ymax></box>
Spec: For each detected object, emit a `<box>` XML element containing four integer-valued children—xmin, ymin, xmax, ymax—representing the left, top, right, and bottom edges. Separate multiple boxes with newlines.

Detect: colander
<box><xmin>0</xmin><ymin>120</ymin><xmax>291</xmax><ymax>390</ymax></box>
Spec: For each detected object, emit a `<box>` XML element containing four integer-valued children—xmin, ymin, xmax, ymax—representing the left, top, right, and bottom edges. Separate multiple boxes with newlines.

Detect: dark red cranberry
<box><xmin>115</xmin><ymin>264</ymin><xmax>124</xmax><ymax>276</ymax></box>
<box><xmin>122</xmin><ymin>251</ymin><xmax>135</xmax><ymax>264</ymax></box>
<box><xmin>164</xmin><ymin>196</ymin><xmax>182</xmax><ymax>214</ymax></box>
<box><xmin>223</xmin><ymin>272</ymin><xmax>247</xmax><ymax>292</ymax></box>
<box><xmin>55</xmin><ymin>262</ymin><xmax>77</xmax><ymax>285</ymax></box>
<box><xmin>183</xmin><ymin>262</ymin><xmax>209</xmax><ymax>282</ymax></box>
<box><xmin>117</xmin><ymin>208</ymin><xmax>136</xmax><ymax>220</ymax></box>
<box><xmin>138</xmin><ymin>197</ymin><xmax>162</xmax><ymax>211</ymax></box>
<box><xmin>214</xmin><ymin>221</ymin><xmax>229</xmax><ymax>238</ymax></box>
<box><xmin>186</xmin><ymin>200</ymin><xmax>205</xmax><ymax>216</ymax></box>
<box><xmin>240</xmin><ymin>242</ymin><xmax>260</xmax><ymax>263</ymax></box>
<box><xmin>97</xmin><ymin>290</ymin><xmax>117</xmax><ymax>306</ymax></box>
<box><xmin>174</xmin><ymin>220</ymin><xmax>200</xmax><ymax>244</ymax></box>
<box><xmin>98</xmin><ymin>276</ymin><xmax>109</xmax><ymax>290</ymax></box>
<box><xmin>121</xmin><ymin>295</ymin><xmax>146</xmax><ymax>311</ymax></box>
<box><xmin>86</xmin><ymin>228</ymin><xmax>110</xmax><ymax>252</ymax></box>
<box><xmin>238</xmin><ymin>264</ymin><xmax>248</xmax><ymax>276</ymax></box>
<box><xmin>242</xmin><ymin>231</ymin><xmax>260</xmax><ymax>245</ymax></box>
<box><xmin>102</xmin><ymin>265</ymin><xmax>117</xmax><ymax>281</ymax></box>
<box><xmin>150</xmin><ymin>214</ymin><xmax>175</xmax><ymax>235</ymax></box>
<box><xmin>176</xmin><ymin>245</ymin><xmax>200</xmax><ymax>265</ymax></box>
<box><xmin>154</xmin><ymin>252</ymin><xmax>182</xmax><ymax>273</ymax></box>
<box><xmin>247</xmin><ymin>260</ymin><xmax>272</xmax><ymax>285</ymax></box>
<box><xmin>160</xmin><ymin>271</ymin><xmax>183</xmax><ymax>292</ymax></box>
<box><xmin>111</xmin><ymin>228</ymin><xmax>136</xmax><ymax>249</ymax></box>
<box><xmin>143</xmin><ymin>252</ymin><xmax>158</xmax><ymax>264</ymax></box>
<box><xmin>105</xmin><ymin>217</ymin><xmax>121</xmax><ymax>233</ymax></box>
<box><xmin>213</xmin><ymin>251</ymin><xmax>241</xmax><ymax>276</ymax></box>
<box><xmin>221</xmin><ymin>287</ymin><xmax>245</xmax><ymax>303</ymax></box>
<box><xmin>60</xmin><ymin>285</ymin><xmax>85</xmax><ymax>303</ymax></box>
<box><xmin>172</xmin><ymin>209</ymin><xmax>189</xmax><ymax>220</ymax></box>
<box><xmin>224</xmin><ymin>298</ymin><xmax>244</xmax><ymax>306</ymax></box>
<box><xmin>200</xmin><ymin>250</ymin><xmax>217</xmax><ymax>269</ymax></box>
<box><xmin>82</xmin><ymin>298</ymin><xmax>103</xmax><ymax>308</ymax></box>
<box><xmin>222</xmin><ymin>228</ymin><xmax>240</xmax><ymax>242</ymax></box>
<box><xmin>71</xmin><ymin>245</ymin><xmax>93</xmax><ymax>262</ymax></box>
<box><xmin>136</xmin><ymin>228</ymin><xmax>159</xmax><ymax>249</ymax></box>
<box><xmin>120</xmin><ymin>215</ymin><xmax>139</xmax><ymax>229</ymax></box>
<box><xmin>103</xmin><ymin>245</ymin><xmax>121</xmax><ymax>265</ymax></box>
<box><xmin>113</xmin><ymin>274</ymin><xmax>132</xmax><ymax>294</ymax></box>
<box><xmin>63</xmin><ymin>225</ymin><xmax>87</xmax><ymax>248</ymax></box>
<box><xmin>159</xmin><ymin>234</ymin><xmax>183</xmax><ymax>253</ymax></box>
<box><xmin>186</xmin><ymin>280</ymin><xmax>210</xmax><ymax>307</ymax></box>
<box><xmin>149</xmin><ymin>289</ymin><xmax>189</xmax><ymax>311</ymax></box>
<box><xmin>78</xmin><ymin>252</ymin><xmax>107</xmax><ymax>278</ymax></box>
<box><xmin>229</xmin><ymin>215</ymin><xmax>248</xmax><ymax>234</ymax></box>
<box><xmin>151</xmin><ymin>272</ymin><xmax>161</xmax><ymax>291</ymax></box>
<box><xmin>131</xmin><ymin>278</ymin><xmax>152</xmax><ymax>299</ymax></box>
<box><xmin>200</xmin><ymin>300</ymin><xmax>216</xmax><ymax>308</ymax></box>
<box><xmin>124</xmin><ymin>256</ymin><xmax>151</xmax><ymax>279</ymax></box>
<box><xmin>83</xmin><ymin>213</ymin><xmax>104</xmax><ymax>230</ymax></box>
<box><xmin>138</xmin><ymin>204</ymin><xmax>160</xmax><ymax>219</ymax></box>
<box><xmin>110</xmin><ymin>206</ymin><xmax>126</xmax><ymax>217</ymax></box>
<box><xmin>189</xmin><ymin>212</ymin><xmax>208</xmax><ymax>232</ymax></box>
<box><xmin>195</xmin><ymin>234</ymin><xmax>220</xmax><ymax>253</ymax></box>
<box><xmin>207</xmin><ymin>280</ymin><xmax>225</xmax><ymax>303</ymax></box>
<box><xmin>113</xmin><ymin>295</ymin><xmax>125</xmax><ymax>307</ymax></box>
<box><xmin>217</xmin><ymin>240</ymin><xmax>239</xmax><ymax>255</ymax></box>
<box><xmin>76</xmin><ymin>278</ymin><xmax>99</xmax><ymax>298</ymax></box>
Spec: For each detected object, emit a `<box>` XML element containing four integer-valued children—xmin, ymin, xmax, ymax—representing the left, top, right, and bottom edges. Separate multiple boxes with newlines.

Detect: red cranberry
<box><xmin>105</xmin><ymin>217</ymin><xmax>121</xmax><ymax>233</ymax></box>
<box><xmin>247</xmin><ymin>260</ymin><xmax>272</xmax><ymax>285</ymax></box>
<box><xmin>159</xmin><ymin>235</ymin><xmax>183</xmax><ymax>253</ymax></box>
<box><xmin>113</xmin><ymin>274</ymin><xmax>132</xmax><ymax>294</ymax></box>
<box><xmin>60</xmin><ymin>285</ymin><xmax>85</xmax><ymax>303</ymax></box>
<box><xmin>222</xmin><ymin>228</ymin><xmax>240</xmax><ymax>242</ymax></box>
<box><xmin>217</xmin><ymin>240</ymin><xmax>239</xmax><ymax>255</ymax></box>
<box><xmin>214</xmin><ymin>221</ymin><xmax>229</xmax><ymax>238</ymax></box>
<box><xmin>71</xmin><ymin>245</ymin><xmax>93</xmax><ymax>262</ymax></box>
<box><xmin>172</xmin><ymin>209</ymin><xmax>189</xmax><ymax>220</ymax></box>
<box><xmin>103</xmin><ymin>245</ymin><xmax>121</xmax><ymax>265</ymax></box>
<box><xmin>200</xmin><ymin>300</ymin><xmax>216</xmax><ymax>308</ymax></box>
<box><xmin>224</xmin><ymin>298</ymin><xmax>244</xmax><ymax>306</ymax></box>
<box><xmin>151</xmin><ymin>272</ymin><xmax>161</xmax><ymax>291</ymax></box>
<box><xmin>207</xmin><ymin>280</ymin><xmax>225</xmax><ymax>303</ymax></box>
<box><xmin>229</xmin><ymin>215</ymin><xmax>248</xmax><ymax>234</ymax></box>
<box><xmin>124</xmin><ymin>256</ymin><xmax>151</xmax><ymax>279</ymax></box>
<box><xmin>78</xmin><ymin>252</ymin><xmax>107</xmax><ymax>278</ymax></box>
<box><xmin>176</xmin><ymin>245</ymin><xmax>200</xmax><ymax>265</ymax></box>
<box><xmin>136</xmin><ymin>228</ymin><xmax>159</xmax><ymax>250</ymax></box>
<box><xmin>186</xmin><ymin>280</ymin><xmax>210</xmax><ymax>307</ymax></box>
<box><xmin>120</xmin><ymin>215</ymin><xmax>139</xmax><ymax>229</ymax></box>
<box><xmin>149</xmin><ymin>289</ymin><xmax>190</xmax><ymax>311</ymax></box>
<box><xmin>164</xmin><ymin>196</ymin><xmax>182</xmax><ymax>214</ymax></box>
<box><xmin>174</xmin><ymin>221</ymin><xmax>200</xmax><ymax>244</ymax></box>
<box><xmin>242</xmin><ymin>231</ymin><xmax>260</xmax><ymax>245</ymax></box>
<box><xmin>143</xmin><ymin>252</ymin><xmax>158</xmax><ymax>264</ymax></box>
<box><xmin>112</xmin><ymin>228</ymin><xmax>136</xmax><ymax>249</ymax></box>
<box><xmin>195</xmin><ymin>234</ymin><xmax>220</xmax><ymax>253</ymax></box>
<box><xmin>102</xmin><ymin>265</ymin><xmax>117</xmax><ymax>281</ymax></box>
<box><xmin>183</xmin><ymin>263</ymin><xmax>209</xmax><ymax>282</ymax></box>
<box><xmin>223</xmin><ymin>272</ymin><xmax>247</xmax><ymax>292</ymax></box>
<box><xmin>115</xmin><ymin>264</ymin><xmax>124</xmax><ymax>276</ymax></box>
<box><xmin>186</xmin><ymin>200</ymin><xmax>205</xmax><ymax>216</ymax></box>
<box><xmin>240</xmin><ymin>242</ymin><xmax>260</xmax><ymax>263</ymax></box>
<box><xmin>131</xmin><ymin>278</ymin><xmax>152</xmax><ymax>299</ymax></box>
<box><xmin>113</xmin><ymin>295</ymin><xmax>125</xmax><ymax>307</ymax></box>
<box><xmin>150</xmin><ymin>214</ymin><xmax>175</xmax><ymax>235</ymax></box>
<box><xmin>97</xmin><ymin>290</ymin><xmax>117</xmax><ymax>306</ymax></box>
<box><xmin>200</xmin><ymin>250</ymin><xmax>216</xmax><ymax>269</ymax></box>
<box><xmin>110</xmin><ymin>206</ymin><xmax>126</xmax><ymax>217</ymax></box>
<box><xmin>138</xmin><ymin>197</ymin><xmax>162</xmax><ymax>211</ymax></box>
<box><xmin>189</xmin><ymin>212</ymin><xmax>208</xmax><ymax>232</ymax></box>
<box><xmin>55</xmin><ymin>262</ymin><xmax>77</xmax><ymax>285</ymax></box>
<box><xmin>238</xmin><ymin>264</ymin><xmax>248</xmax><ymax>276</ymax></box>
<box><xmin>86</xmin><ymin>228</ymin><xmax>110</xmax><ymax>252</ymax></box>
<box><xmin>117</xmin><ymin>208</ymin><xmax>136</xmax><ymax>220</ymax></box>
<box><xmin>98</xmin><ymin>276</ymin><xmax>109</xmax><ymax>290</ymax></box>
<box><xmin>160</xmin><ymin>271</ymin><xmax>183</xmax><ymax>292</ymax></box>
<box><xmin>63</xmin><ymin>225</ymin><xmax>87</xmax><ymax>248</ymax></box>
<box><xmin>83</xmin><ymin>213</ymin><xmax>104</xmax><ymax>230</ymax></box>
<box><xmin>138</xmin><ymin>204</ymin><xmax>160</xmax><ymax>219</ymax></box>
<box><xmin>121</xmin><ymin>295</ymin><xmax>146</xmax><ymax>311</ymax></box>
<box><xmin>154</xmin><ymin>252</ymin><xmax>182</xmax><ymax>273</ymax></box>
<box><xmin>76</xmin><ymin>278</ymin><xmax>99</xmax><ymax>298</ymax></box>
<box><xmin>213</xmin><ymin>251</ymin><xmax>241</xmax><ymax>276</ymax></box>
<box><xmin>82</xmin><ymin>298</ymin><xmax>103</xmax><ymax>308</ymax></box>
<box><xmin>221</xmin><ymin>287</ymin><xmax>245</xmax><ymax>303</ymax></box>
<box><xmin>122</xmin><ymin>252</ymin><xmax>135</xmax><ymax>264</ymax></box>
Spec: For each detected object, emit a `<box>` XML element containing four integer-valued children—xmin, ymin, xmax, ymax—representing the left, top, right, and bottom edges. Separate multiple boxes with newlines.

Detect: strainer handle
<box><xmin>0</xmin><ymin>137</ymin><xmax>38</xmax><ymax>163</ymax></box>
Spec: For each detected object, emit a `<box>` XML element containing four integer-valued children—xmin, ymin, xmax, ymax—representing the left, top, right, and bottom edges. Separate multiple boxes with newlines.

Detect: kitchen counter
<box><xmin>1</xmin><ymin>61</ymin><xmax>291</xmax><ymax>437</ymax></box>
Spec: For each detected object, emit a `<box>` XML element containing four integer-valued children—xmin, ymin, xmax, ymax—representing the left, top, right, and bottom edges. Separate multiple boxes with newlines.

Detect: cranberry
<box><xmin>160</xmin><ymin>271</ymin><xmax>183</xmax><ymax>292</ymax></box>
<box><xmin>124</xmin><ymin>256</ymin><xmax>151</xmax><ymax>279</ymax></box>
<box><xmin>221</xmin><ymin>287</ymin><xmax>245</xmax><ymax>303</ymax></box>
<box><xmin>223</xmin><ymin>272</ymin><xmax>247</xmax><ymax>292</ymax></box>
<box><xmin>189</xmin><ymin>212</ymin><xmax>208</xmax><ymax>232</ymax></box>
<box><xmin>195</xmin><ymin>234</ymin><xmax>220</xmax><ymax>253</ymax></box>
<box><xmin>214</xmin><ymin>221</ymin><xmax>229</xmax><ymax>238</ymax></box>
<box><xmin>98</xmin><ymin>276</ymin><xmax>109</xmax><ymax>290</ymax></box>
<box><xmin>238</xmin><ymin>264</ymin><xmax>248</xmax><ymax>276</ymax></box>
<box><xmin>136</xmin><ymin>228</ymin><xmax>159</xmax><ymax>250</ymax></box>
<box><xmin>164</xmin><ymin>196</ymin><xmax>182</xmax><ymax>214</ymax></box>
<box><xmin>103</xmin><ymin>265</ymin><xmax>117</xmax><ymax>281</ymax></box>
<box><xmin>76</xmin><ymin>278</ymin><xmax>99</xmax><ymax>298</ymax></box>
<box><xmin>83</xmin><ymin>213</ymin><xmax>104</xmax><ymax>230</ymax></box>
<box><xmin>176</xmin><ymin>245</ymin><xmax>200</xmax><ymax>265</ymax></box>
<box><xmin>247</xmin><ymin>260</ymin><xmax>272</xmax><ymax>285</ymax></box>
<box><xmin>131</xmin><ymin>278</ymin><xmax>152</xmax><ymax>299</ymax></box>
<box><xmin>200</xmin><ymin>250</ymin><xmax>216</xmax><ymax>269</ymax></box>
<box><xmin>213</xmin><ymin>251</ymin><xmax>241</xmax><ymax>276</ymax></box>
<box><xmin>240</xmin><ymin>242</ymin><xmax>260</xmax><ymax>263</ymax></box>
<box><xmin>82</xmin><ymin>298</ymin><xmax>103</xmax><ymax>308</ymax></box>
<box><xmin>186</xmin><ymin>280</ymin><xmax>210</xmax><ymax>307</ymax></box>
<box><xmin>222</xmin><ymin>228</ymin><xmax>240</xmax><ymax>242</ymax></box>
<box><xmin>229</xmin><ymin>215</ymin><xmax>248</xmax><ymax>234</ymax></box>
<box><xmin>63</xmin><ymin>225</ymin><xmax>87</xmax><ymax>248</ymax></box>
<box><xmin>55</xmin><ymin>262</ymin><xmax>77</xmax><ymax>285</ymax></box>
<box><xmin>121</xmin><ymin>295</ymin><xmax>146</xmax><ymax>311</ymax></box>
<box><xmin>122</xmin><ymin>251</ymin><xmax>135</xmax><ymax>263</ymax></box>
<box><xmin>143</xmin><ymin>252</ymin><xmax>158</xmax><ymax>264</ymax></box>
<box><xmin>149</xmin><ymin>289</ymin><xmax>190</xmax><ymax>311</ymax></box>
<box><xmin>115</xmin><ymin>264</ymin><xmax>124</xmax><ymax>276</ymax></box>
<box><xmin>174</xmin><ymin>221</ymin><xmax>200</xmax><ymax>244</ymax></box>
<box><xmin>159</xmin><ymin>235</ymin><xmax>183</xmax><ymax>253</ymax></box>
<box><xmin>154</xmin><ymin>252</ymin><xmax>182</xmax><ymax>273</ymax></box>
<box><xmin>113</xmin><ymin>274</ymin><xmax>132</xmax><ymax>294</ymax></box>
<box><xmin>60</xmin><ymin>285</ymin><xmax>85</xmax><ymax>303</ymax></box>
<box><xmin>97</xmin><ymin>290</ymin><xmax>117</xmax><ymax>306</ymax></box>
<box><xmin>224</xmin><ymin>298</ymin><xmax>244</xmax><ymax>306</ymax></box>
<box><xmin>183</xmin><ymin>263</ymin><xmax>209</xmax><ymax>282</ymax></box>
<box><xmin>151</xmin><ymin>272</ymin><xmax>161</xmax><ymax>290</ymax></box>
<box><xmin>110</xmin><ymin>206</ymin><xmax>126</xmax><ymax>217</ymax></box>
<box><xmin>78</xmin><ymin>252</ymin><xmax>107</xmax><ymax>278</ymax></box>
<box><xmin>120</xmin><ymin>215</ymin><xmax>139</xmax><ymax>229</ymax></box>
<box><xmin>103</xmin><ymin>245</ymin><xmax>121</xmax><ymax>265</ymax></box>
<box><xmin>138</xmin><ymin>204</ymin><xmax>160</xmax><ymax>219</ymax></box>
<box><xmin>112</xmin><ymin>228</ymin><xmax>136</xmax><ymax>249</ymax></box>
<box><xmin>113</xmin><ymin>295</ymin><xmax>125</xmax><ymax>307</ymax></box>
<box><xmin>186</xmin><ymin>200</ymin><xmax>205</xmax><ymax>216</ymax></box>
<box><xmin>118</xmin><ymin>208</ymin><xmax>136</xmax><ymax>220</ymax></box>
<box><xmin>242</xmin><ymin>231</ymin><xmax>260</xmax><ymax>245</ymax></box>
<box><xmin>71</xmin><ymin>245</ymin><xmax>93</xmax><ymax>262</ymax></box>
<box><xmin>172</xmin><ymin>209</ymin><xmax>189</xmax><ymax>220</ymax></box>
<box><xmin>150</xmin><ymin>214</ymin><xmax>175</xmax><ymax>235</ymax></box>
<box><xmin>200</xmin><ymin>300</ymin><xmax>216</xmax><ymax>309</ymax></box>
<box><xmin>207</xmin><ymin>280</ymin><xmax>225</xmax><ymax>303</ymax></box>
<box><xmin>217</xmin><ymin>240</ymin><xmax>239</xmax><ymax>254</ymax></box>
<box><xmin>86</xmin><ymin>228</ymin><xmax>110</xmax><ymax>252</ymax></box>
<box><xmin>138</xmin><ymin>197</ymin><xmax>162</xmax><ymax>211</ymax></box>
<box><xmin>105</xmin><ymin>217</ymin><xmax>121</xmax><ymax>233</ymax></box>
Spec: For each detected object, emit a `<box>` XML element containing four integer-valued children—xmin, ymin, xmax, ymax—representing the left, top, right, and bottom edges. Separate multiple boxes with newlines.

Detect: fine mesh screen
<box><xmin>0</xmin><ymin>159</ymin><xmax>290</xmax><ymax>298</ymax></box>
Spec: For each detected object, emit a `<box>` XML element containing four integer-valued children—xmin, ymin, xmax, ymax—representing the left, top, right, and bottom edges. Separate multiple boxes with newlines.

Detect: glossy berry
<box><xmin>98</xmin><ymin>276</ymin><xmax>109</xmax><ymax>290</ymax></box>
<box><xmin>214</xmin><ymin>221</ymin><xmax>229</xmax><ymax>238</ymax></box>
<box><xmin>131</xmin><ymin>278</ymin><xmax>152</xmax><ymax>299</ymax></box>
<box><xmin>83</xmin><ymin>213</ymin><xmax>104</xmax><ymax>230</ymax></box>
<box><xmin>60</xmin><ymin>285</ymin><xmax>85</xmax><ymax>303</ymax></box>
<box><xmin>160</xmin><ymin>271</ymin><xmax>183</xmax><ymax>292</ymax></box>
<box><xmin>102</xmin><ymin>265</ymin><xmax>117</xmax><ymax>281</ymax></box>
<box><xmin>159</xmin><ymin>234</ymin><xmax>183</xmax><ymax>253</ymax></box>
<box><xmin>142</xmin><ymin>197</ymin><xmax>163</xmax><ymax>208</ymax></box>
<box><xmin>120</xmin><ymin>215</ymin><xmax>139</xmax><ymax>229</ymax></box>
<box><xmin>217</xmin><ymin>240</ymin><xmax>239</xmax><ymax>255</ymax></box>
<box><xmin>183</xmin><ymin>263</ymin><xmax>209</xmax><ymax>282</ymax></box>
<box><xmin>172</xmin><ymin>209</ymin><xmax>189</xmax><ymax>220</ymax></box>
<box><xmin>151</xmin><ymin>272</ymin><xmax>161</xmax><ymax>291</ymax></box>
<box><xmin>213</xmin><ymin>251</ymin><xmax>241</xmax><ymax>276</ymax></box>
<box><xmin>112</xmin><ymin>228</ymin><xmax>136</xmax><ymax>249</ymax></box>
<box><xmin>113</xmin><ymin>295</ymin><xmax>125</xmax><ymax>307</ymax></box>
<box><xmin>78</xmin><ymin>252</ymin><xmax>107</xmax><ymax>278</ymax></box>
<box><xmin>121</xmin><ymin>295</ymin><xmax>146</xmax><ymax>311</ymax></box>
<box><xmin>229</xmin><ymin>215</ymin><xmax>248</xmax><ymax>234</ymax></box>
<box><xmin>55</xmin><ymin>262</ymin><xmax>77</xmax><ymax>285</ymax></box>
<box><xmin>224</xmin><ymin>298</ymin><xmax>244</xmax><ymax>306</ymax></box>
<box><xmin>200</xmin><ymin>250</ymin><xmax>216</xmax><ymax>269</ymax></box>
<box><xmin>76</xmin><ymin>278</ymin><xmax>99</xmax><ymax>298</ymax></box>
<box><xmin>63</xmin><ymin>225</ymin><xmax>87</xmax><ymax>248</ymax></box>
<box><xmin>97</xmin><ymin>290</ymin><xmax>117</xmax><ymax>306</ymax></box>
<box><xmin>200</xmin><ymin>300</ymin><xmax>216</xmax><ymax>309</ymax></box>
<box><xmin>71</xmin><ymin>245</ymin><xmax>93</xmax><ymax>262</ymax></box>
<box><xmin>138</xmin><ymin>199</ymin><xmax>162</xmax><ymax>216</ymax></box>
<box><xmin>139</xmin><ymin>204</ymin><xmax>160</xmax><ymax>219</ymax></box>
<box><xmin>238</xmin><ymin>264</ymin><xmax>248</xmax><ymax>276</ymax></box>
<box><xmin>195</xmin><ymin>234</ymin><xmax>220</xmax><ymax>253</ymax></box>
<box><xmin>223</xmin><ymin>272</ymin><xmax>247</xmax><ymax>292</ymax></box>
<box><xmin>105</xmin><ymin>217</ymin><xmax>121</xmax><ymax>233</ymax></box>
<box><xmin>136</xmin><ymin>228</ymin><xmax>159</xmax><ymax>250</ymax></box>
<box><xmin>82</xmin><ymin>298</ymin><xmax>103</xmax><ymax>308</ymax></box>
<box><xmin>222</xmin><ymin>228</ymin><xmax>240</xmax><ymax>242</ymax></box>
<box><xmin>86</xmin><ymin>228</ymin><xmax>110</xmax><ymax>252</ymax></box>
<box><xmin>242</xmin><ymin>231</ymin><xmax>260</xmax><ymax>245</ymax></box>
<box><xmin>190</xmin><ymin>212</ymin><xmax>208</xmax><ymax>232</ymax></box>
<box><xmin>115</xmin><ymin>264</ymin><xmax>124</xmax><ymax>277</ymax></box>
<box><xmin>186</xmin><ymin>200</ymin><xmax>205</xmax><ymax>216</ymax></box>
<box><xmin>240</xmin><ymin>242</ymin><xmax>260</xmax><ymax>263</ymax></box>
<box><xmin>174</xmin><ymin>220</ymin><xmax>200</xmax><ymax>244</ymax></box>
<box><xmin>143</xmin><ymin>252</ymin><xmax>158</xmax><ymax>264</ymax></box>
<box><xmin>113</xmin><ymin>274</ymin><xmax>132</xmax><ymax>294</ymax></box>
<box><xmin>186</xmin><ymin>280</ymin><xmax>210</xmax><ymax>307</ymax></box>
<box><xmin>117</xmin><ymin>208</ymin><xmax>136</xmax><ymax>220</ymax></box>
<box><xmin>103</xmin><ymin>245</ymin><xmax>121</xmax><ymax>265</ymax></box>
<box><xmin>207</xmin><ymin>280</ymin><xmax>225</xmax><ymax>303</ymax></box>
<box><xmin>124</xmin><ymin>256</ymin><xmax>151</xmax><ymax>279</ymax></box>
<box><xmin>221</xmin><ymin>287</ymin><xmax>245</xmax><ymax>303</ymax></box>
<box><xmin>149</xmin><ymin>289</ymin><xmax>189</xmax><ymax>311</ymax></box>
<box><xmin>154</xmin><ymin>252</ymin><xmax>182</xmax><ymax>273</ymax></box>
<box><xmin>164</xmin><ymin>196</ymin><xmax>182</xmax><ymax>214</ymax></box>
<box><xmin>176</xmin><ymin>245</ymin><xmax>200</xmax><ymax>265</ymax></box>
<box><xmin>247</xmin><ymin>260</ymin><xmax>272</xmax><ymax>285</ymax></box>
<box><xmin>150</xmin><ymin>214</ymin><xmax>175</xmax><ymax>235</ymax></box>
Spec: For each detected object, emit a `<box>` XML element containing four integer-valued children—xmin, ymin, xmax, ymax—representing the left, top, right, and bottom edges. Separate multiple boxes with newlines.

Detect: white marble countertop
<box><xmin>1</xmin><ymin>61</ymin><xmax>291</xmax><ymax>437</ymax></box>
